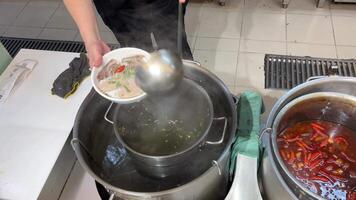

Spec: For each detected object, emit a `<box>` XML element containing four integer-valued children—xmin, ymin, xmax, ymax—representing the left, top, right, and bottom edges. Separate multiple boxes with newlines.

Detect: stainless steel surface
<box><xmin>72</xmin><ymin>60</ymin><xmax>237</xmax><ymax>199</ymax></box>
<box><xmin>206</xmin><ymin>117</ymin><xmax>227</xmax><ymax>145</ymax></box>
<box><xmin>270</xmin><ymin>92</ymin><xmax>356</xmax><ymax>199</ymax></box>
<box><xmin>136</xmin><ymin>49</ymin><xmax>184</xmax><ymax>94</ymax></box>
<box><xmin>178</xmin><ymin>3</ymin><xmax>182</xmax><ymax>57</ymax></box>
<box><xmin>259</xmin><ymin>77</ymin><xmax>356</xmax><ymax>200</ymax></box>
<box><xmin>112</xmin><ymin>78</ymin><xmax>216</xmax><ymax>178</ymax></box>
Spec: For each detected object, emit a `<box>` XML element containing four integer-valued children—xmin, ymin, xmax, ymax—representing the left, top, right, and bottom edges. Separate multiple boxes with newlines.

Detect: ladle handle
<box><xmin>177</xmin><ymin>2</ymin><xmax>183</xmax><ymax>57</ymax></box>
<box><xmin>206</xmin><ymin>117</ymin><xmax>228</xmax><ymax>145</ymax></box>
<box><xmin>150</xmin><ymin>32</ymin><xmax>159</xmax><ymax>51</ymax></box>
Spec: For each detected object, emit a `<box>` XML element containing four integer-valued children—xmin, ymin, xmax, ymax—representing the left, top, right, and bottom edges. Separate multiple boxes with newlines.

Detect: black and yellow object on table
<box><xmin>51</xmin><ymin>53</ymin><xmax>91</xmax><ymax>99</ymax></box>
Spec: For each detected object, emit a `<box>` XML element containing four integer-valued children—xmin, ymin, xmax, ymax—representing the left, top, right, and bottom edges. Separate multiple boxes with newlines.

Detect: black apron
<box><xmin>93</xmin><ymin>0</ymin><xmax>193</xmax><ymax>59</ymax></box>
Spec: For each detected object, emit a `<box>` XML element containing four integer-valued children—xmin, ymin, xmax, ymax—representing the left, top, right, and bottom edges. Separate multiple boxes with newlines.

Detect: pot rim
<box><xmin>72</xmin><ymin>60</ymin><xmax>238</xmax><ymax>196</ymax></box>
<box><xmin>112</xmin><ymin>78</ymin><xmax>214</xmax><ymax>161</ymax></box>
<box><xmin>271</xmin><ymin>91</ymin><xmax>356</xmax><ymax>199</ymax></box>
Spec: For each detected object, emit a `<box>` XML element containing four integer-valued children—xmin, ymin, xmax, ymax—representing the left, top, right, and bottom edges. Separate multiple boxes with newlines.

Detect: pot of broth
<box><xmin>112</xmin><ymin>78</ymin><xmax>229</xmax><ymax>179</ymax></box>
<box><xmin>72</xmin><ymin>60</ymin><xmax>237</xmax><ymax>199</ymax></box>
<box><xmin>259</xmin><ymin>77</ymin><xmax>356</xmax><ymax>200</ymax></box>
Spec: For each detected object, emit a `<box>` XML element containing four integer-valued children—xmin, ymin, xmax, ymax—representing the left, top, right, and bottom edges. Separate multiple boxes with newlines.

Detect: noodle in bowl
<box><xmin>91</xmin><ymin>48</ymin><xmax>150</xmax><ymax>104</ymax></box>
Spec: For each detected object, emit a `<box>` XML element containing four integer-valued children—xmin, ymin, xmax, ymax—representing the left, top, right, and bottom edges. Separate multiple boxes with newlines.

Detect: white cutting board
<box><xmin>0</xmin><ymin>49</ymin><xmax>92</xmax><ymax>200</ymax></box>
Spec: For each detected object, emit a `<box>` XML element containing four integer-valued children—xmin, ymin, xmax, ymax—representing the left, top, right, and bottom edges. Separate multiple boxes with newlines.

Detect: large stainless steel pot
<box><xmin>112</xmin><ymin>78</ymin><xmax>226</xmax><ymax>179</ymax></box>
<box><xmin>71</xmin><ymin>60</ymin><xmax>237</xmax><ymax>200</ymax></box>
<box><xmin>259</xmin><ymin>77</ymin><xmax>356</xmax><ymax>200</ymax></box>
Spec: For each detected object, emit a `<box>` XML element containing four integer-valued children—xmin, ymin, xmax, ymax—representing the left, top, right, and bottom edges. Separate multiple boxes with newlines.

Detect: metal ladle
<box><xmin>135</xmin><ymin>3</ymin><xmax>184</xmax><ymax>95</ymax></box>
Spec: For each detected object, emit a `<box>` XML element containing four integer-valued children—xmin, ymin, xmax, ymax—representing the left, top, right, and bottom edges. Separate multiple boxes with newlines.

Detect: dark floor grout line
<box><xmin>329</xmin><ymin>7</ymin><xmax>339</xmax><ymax>59</ymax></box>
<box><xmin>57</xmin><ymin>159</ymin><xmax>78</xmax><ymax>200</ymax></box>
<box><xmin>233</xmin><ymin>0</ymin><xmax>246</xmax><ymax>88</ymax></box>
<box><xmin>39</xmin><ymin>2</ymin><xmax>62</xmax><ymax>38</ymax></box>
<box><xmin>4</xmin><ymin>0</ymin><xmax>31</xmax><ymax>35</ymax></box>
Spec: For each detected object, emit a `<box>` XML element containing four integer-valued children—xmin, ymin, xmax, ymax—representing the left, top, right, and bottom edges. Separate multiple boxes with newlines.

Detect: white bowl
<box><xmin>91</xmin><ymin>47</ymin><xmax>150</xmax><ymax>104</ymax></box>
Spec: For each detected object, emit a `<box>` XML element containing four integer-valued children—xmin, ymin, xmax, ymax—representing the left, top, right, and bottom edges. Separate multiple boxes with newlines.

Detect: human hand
<box><xmin>85</xmin><ymin>40</ymin><xmax>110</xmax><ymax>68</ymax></box>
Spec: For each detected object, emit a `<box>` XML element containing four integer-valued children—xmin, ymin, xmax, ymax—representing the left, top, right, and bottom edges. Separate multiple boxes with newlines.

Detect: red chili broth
<box><xmin>277</xmin><ymin>120</ymin><xmax>356</xmax><ymax>200</ymax></box>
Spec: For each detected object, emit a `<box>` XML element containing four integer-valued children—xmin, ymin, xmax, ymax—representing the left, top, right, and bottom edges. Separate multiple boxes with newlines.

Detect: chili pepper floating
<box><xmin>329</xmin><ymin>173</ymin><xmax>348</xmax><ymax>182</ymax></box>
<box><xmin>320</xmin><ymin>139</ymin><xmax>329</xmax><ymax>148</ymax></box>
<box><xmin>311</xmin><ymin>123</ymin><xmax>326</xmax><ymax>131</ymax></box>
<box><xmin>289</xmin><ymin>151</ymin><xmax>296</xmax><ymax>163</ymax></box>
<box><xmin>115</xmin><ymin>65</ymin><xmax>125</xmax><ymax>73</ymax></box>
<box><xmin>310</xmin><ymin>152</ymin><xmax>322</xmax><ymax>162</ymax></box>
<box><xmin>296</xmin><ymin>141</ymin><xmax>307</xmax><ymax>153</ymax></box>
<box><xmin>334</xmin><ymin>136</ymin><xmax>349</xmax><ymax>146</ymax></box>
<box><xmin>309</xmin><ymin>175</ymin><xmax>329</xmax><ymax>182</ymax></box>
<box><xmin>310</xmin><ymin>159</ymin><xmax>325</xmax><ymax>170</ymax></box>
<box><xmin>313</xmin><ymin>128</ymin><xmax>329</xmax><ymax>138</ymax></box>
<box><xmin>319</xmin><ymin>170</ymin><xmax>335</xmax><ymax>183</ymax></box>
<box><xmin>285</xmin><ymin>135</ymin><xmax>301</xmax><ymax>143</ymax></box>
<box><xmin>341</xmin><ymin>152</ymin><xmax>356</xmax><ymax>163</ymax></box>
<box><xmin>297</xmin><ymin>140</ymin><xmax>315</xmax><ymax>151</ymax></box>
<box><xmin>280</xmin><ymin>150</ymin><xmax>288</xmax><ymax>161</ymax></box>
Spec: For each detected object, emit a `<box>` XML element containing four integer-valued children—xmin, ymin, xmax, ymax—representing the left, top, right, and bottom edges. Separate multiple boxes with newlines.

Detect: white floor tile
<box><xmin>185</xmin><ymin>4</ymin><xmax>205</xmax><ymax>36</ymax></box>
<box><xmin>38</xmin><ymin>28</ymin><xmax>77</xmax><ymax>40</ymax></box>
<box><xmin>287</xmin><ymin>14</ymin><xmax>334</xmax><ymax>45</ymax></box>
<box><xmin>244</xmin><ymin>0</ymin><xmax>286</xmax><ymax>14</ymax></box>
<box><xmin>331</xmin><ymin>2</ymin><xmax>356</xmax><ymax>17</ymax></box>
<box><xmin>0</xmin><ymin>2</ymin><xmax>27</xmax><ymax>26</ymax></box>
<box><xmin>3</xmin><ymin>26</ymin><xmax>42</xmax><ymax>38</ymax></box>
<box><xmin>195</xmin><ymin>37</ymin><xmax>239</xmax><ymax>51</ymax></box>
<box><xmin>59</xmin><ymin>161</ymin><xmax>101</xmax><ymax>200</ymax></box>
<box><xmin>242</xmin><ymin>12</ymin><xmax>286</xmax><ymax>42</ymax></box>
<box><xmin>0</xmin><ymin>26</ymin><xmax>8</xmax><ymax>36</ymax></box>
<box><xmin>333</xmin><ymin>16</ymin><xmax>356</xmax><ymax>46</ymax></box>
<box><xmin>287</xmin><ymin>42</ymin><xmax>337</xmax><ymax>58</ymax></box>
<box><xmin>197</xmin><ymin>7</ymin><xmax>243</xmax><ymax>38</ymax></box>
<box><xmin>227</xmin><ymin>85</ymin><xmax>236</xmax><ymax>94</ymax></box>
<box><xmin>336</xmin><ymin>46</ymin><xmax>356</xmax><ymax>59</ymax></box>
<box><xmin>27</xmin><ymin>0</ymin><xmax>60</xmax><ymax>7</ymax></box>
<box><xmin>100</xmin><ymin>31</ymin><xmax>119</xmax><ymax>44</ymax></box>
<box><xmin>287</xmin><ymin>0</ymin><xmax>330</xmax><ymax>16</ymax></box>
<box><xmin>187</xmin><ymin>36</ymin><xmax>197</xmax><ymax>50</ymax></box>
<box><xmin>194</xmin><ymin>50</ymin><xmax>238</xmax><ymax>85</ymax></box>
<box><xmin>236</xmin><ymin>52</ymin><xmax>265</xmax><ymax>89</ymax></box>
<box><xmin>74</xmin><ymin>33</ymin><xmax>82</xmax><ymax>42</ymax></box>
<box><xmin>14</xmin><ymin>3</ymin><xmax>58</xmax><ymax>28</ymax></box>
<box><xmin>239</xmin><ymin>39</ymin><xmax>286</xmax><ymax>54</ymax></box>
<box><xmin>46</xmin><ymin>7</ymin><xmax>77</xmax><ymax>29</ymax></box>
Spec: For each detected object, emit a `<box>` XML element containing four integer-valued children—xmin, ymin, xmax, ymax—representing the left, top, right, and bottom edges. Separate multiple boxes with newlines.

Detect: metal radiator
<box><xmin>0</xmin><ymin>37</ymin><xmax>120</xmax><ymax>57</ymax></box>
<box><xmin>264</xmin><ymin>54</ymin><xmax>356</xmax><ymax>89</ymax></box>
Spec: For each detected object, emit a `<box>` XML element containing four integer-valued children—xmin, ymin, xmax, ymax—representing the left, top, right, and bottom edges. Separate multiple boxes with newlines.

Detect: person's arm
<box><xmin>63</xmin><ymin>0</ymin><xmax>110</xmax><ymax>67</ymax></box>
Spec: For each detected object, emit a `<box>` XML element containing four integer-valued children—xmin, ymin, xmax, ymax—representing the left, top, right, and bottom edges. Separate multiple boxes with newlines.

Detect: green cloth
<box><xmin>229</xmin><ymin>91</ymin><xmax>264</xmax><ymax>178</ymax></box>
<box><xmin>0</xmin><ymin>42</ymin><xmax>12</xmax><ymax>75</ymax></box>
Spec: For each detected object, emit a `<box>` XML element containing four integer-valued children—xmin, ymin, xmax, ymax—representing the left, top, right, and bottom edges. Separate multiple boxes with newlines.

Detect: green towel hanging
<box><xmin>0</xmin><ymin>42</ymin><xmax>12</xmax><ymax>75</ymax></box>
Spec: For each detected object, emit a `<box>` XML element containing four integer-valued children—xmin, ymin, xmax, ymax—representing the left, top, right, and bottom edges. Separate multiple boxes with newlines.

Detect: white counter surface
<box><xmin>0</xmin><ymin>49</ymin><xmax>92</xmax><ymax>200</ymax></box>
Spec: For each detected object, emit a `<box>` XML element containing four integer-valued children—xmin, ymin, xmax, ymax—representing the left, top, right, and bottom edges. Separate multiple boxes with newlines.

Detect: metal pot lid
<box><xmin>72</xmin><ymin>61</ymin><xmax>237</xmax><ymax>194</ymax></box>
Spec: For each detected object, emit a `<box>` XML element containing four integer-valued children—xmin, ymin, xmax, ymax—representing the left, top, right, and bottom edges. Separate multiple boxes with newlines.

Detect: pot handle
<box><xmin>306</xmin><ymin>65</ymin><xmax>339</xmax><ymax>82</ymax></box>
<box><xmin>259</xmin><ymin>128</ymin><xmax>272</xmax><ymax>148</ymax></box>
<box><xmin>104</xmin><ymin>102</ymin><xmax>114</xmax><ymax>124</ymax></box>
<box><xmin>206</xmin><ymin>117</ymin><xmax>228</xmax><ymax>145</ymax></box>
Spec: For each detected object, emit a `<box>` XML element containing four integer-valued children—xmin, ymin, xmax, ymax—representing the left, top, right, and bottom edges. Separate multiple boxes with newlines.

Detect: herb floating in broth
<box><xmin>97</xmin><ymin>55</ymin><xmax>144</xmax><ymax>99</ymax></box>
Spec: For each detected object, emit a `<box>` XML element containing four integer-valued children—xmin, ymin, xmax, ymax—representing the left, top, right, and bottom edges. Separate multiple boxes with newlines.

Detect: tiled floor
<box><xmin>1</xmin><ymin>0</ymin><xmax>356</xmax><ymax>95</ymax></box>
